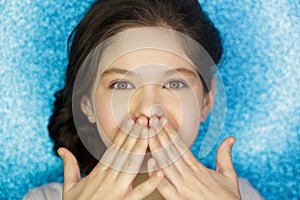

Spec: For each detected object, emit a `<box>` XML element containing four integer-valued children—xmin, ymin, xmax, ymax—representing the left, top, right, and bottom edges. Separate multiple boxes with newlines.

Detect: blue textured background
<box><xmin>0</xmin><ymin>1</ymin><xmax>299</xmax><ymax>199</ymax></box>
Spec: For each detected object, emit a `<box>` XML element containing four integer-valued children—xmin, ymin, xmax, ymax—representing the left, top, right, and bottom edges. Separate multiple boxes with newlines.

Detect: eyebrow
<box><xmin>102</xmin><ymin>68</ymin><xmax>136</xmax><ymax>76</ymax></box>
<box><xmin>102</xmin><ymin>67</ymin><xmax>197</xmax><ymax>77</ymax></box>
<box><xmin>165</xmin><ymin>68</ymin><xmax>197</xmax><ymax>77</ymax></box>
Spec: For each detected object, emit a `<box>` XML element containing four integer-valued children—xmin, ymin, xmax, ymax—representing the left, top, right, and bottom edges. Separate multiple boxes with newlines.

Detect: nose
<box><xmin>129</xmin><ymin>84</ymin><xmax>166</xmax><ymax>121</ymax></box>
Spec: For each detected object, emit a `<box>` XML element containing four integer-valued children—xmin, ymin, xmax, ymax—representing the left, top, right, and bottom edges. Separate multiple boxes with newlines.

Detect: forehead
<box><xmin>105</xmin><ymin>49</ymin><xmax>197</xmax><ymax>73</ymax></box>
<box><xmin>96</xmin><ymin>27</ymin><xmax>198</xmax><ymax>75</ymax></box>
<box><xmin>86</xmin><ymin>27</ymin><xmax>213</xmax><ymax>93</ymax></box>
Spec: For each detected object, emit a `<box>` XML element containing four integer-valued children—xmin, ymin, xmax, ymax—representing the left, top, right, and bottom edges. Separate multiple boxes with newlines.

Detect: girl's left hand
<box><xmin>147</xmin><ymin>116</ymin><xmax>241</xmax><ymax>200</ymax></box>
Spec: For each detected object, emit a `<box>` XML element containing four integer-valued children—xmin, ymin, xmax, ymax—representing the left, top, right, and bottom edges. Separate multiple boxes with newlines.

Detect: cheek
<box><xmin>94</xmin><ymin>90</ymin><xmax>135</xmax><ymax>146</ymax></box>
<box><xmin>94</xmin><ymin>91</ymin><xmax>119</xmax><ymax>146</ymax></box>
<box><xmin>176</xmin><ymin>87</ymin><xmax>203</xmax><ymax>147</ymax></box>
<box><xmin>162</xmin><ymin>94</ymin><xmax>182</xmax><ymax>131</ymax></box>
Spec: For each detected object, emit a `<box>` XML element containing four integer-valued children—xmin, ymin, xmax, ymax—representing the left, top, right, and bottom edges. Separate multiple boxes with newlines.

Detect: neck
<box><xmin>132</xmin><ymin>173</ymin><xmax>165</xmax><ymax>200</ymax></box>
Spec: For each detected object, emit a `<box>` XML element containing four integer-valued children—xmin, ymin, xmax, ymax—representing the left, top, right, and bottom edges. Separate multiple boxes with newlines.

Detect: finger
<box><xmin>150</xmin><ymin>116</ymin><xmax>189</xmax><ymax>175</ymax></box>
<box><xmin>120</xmin><ymin>127</ymin><xmax>148</xmax><ymax>173</ymax></box>
<box><xmin>162</xmin><ymin>117</ymin><xmax>204</xmax><ymax>171</ymax></box>
<box><xmin>216</xmin><ymin>137</ymin><xmax>238</xmax><ymax>180</ymax></box>
<box><xmin>148</xmin><ymin>130</ymin><xmax>170</xmax><ymax>168</ymax></box>
<box><xmin>147</xmin><ymin>158</ymin><xmax>180</xmax><ymax>199</ymax></box>
<box><xmin>131</xmin><ymin>127</ymin><xmax>148</xmax><ymax>153</ymax></box>
<box><xmin>113</xmin><ymin>118</ymin><xmax>135</xmax><ymax>148</ymax></box>
<box><xmin>114</xmin><ymin>120</ymin><xmax>146</xmax><ymax>168</ymax></box>
<box><xmin>117</xmin><ymin>118</ymin><xmax>148</xmax><ymax>181</ymax></box>
<box><xmin>125</xmin><ymin>171</ymin><xmax>164</xmax><ymax>200</ymax></box>
<box><xmin>147</xmin><ymin>157</ymin><xmax>158</xmax><ymax>175</ymax></box>
<box><xmin>92</xmin><ymin>119</ymin><xmax>135</xmax><ymax>182</ymax></box>
<box><xmin>57</xmin><ymin>147</ymin><xmax>81</xmax><ymax>192</ymax></box>
<box><xmin>149</xmin><ymin>116</ymin><xmax>174</xmax><ymax>167</ymax></box>
<box><xmin>99</xmin><ymin>119</ymin><xmax>135</xmax><ymax>168</ymax></box>
<box><xmin>148</xmin><ymin>128</ymin><xmax>183</xmax><ymax>187</ymax></box>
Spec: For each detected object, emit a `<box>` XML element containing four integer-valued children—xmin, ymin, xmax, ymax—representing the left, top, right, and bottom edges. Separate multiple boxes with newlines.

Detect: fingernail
<box><xmin>152</xmin><ymin>134</ymin><xmax>157</xmax><ymax>140</ymax></box>
<box><xmin>161</xmin><ymin>117</ymin><xmax>168</xmax><ymax>126</ymax></box>
<box><xmin>155</xmin><ymin>171</ymin><xmax>163</xmax><ymax>178</ymax></box>
<box><xmin>228</xmin><ymin>138</ymin><xmax>235</xmax><ymax>147</ymax></box>
<box><xmin>149</xmin><ymin>158</ymin><xmax>156</xmax><ymax>167</ymax></box>
<box><xmin>126</xmin><ymin>119</ymin><xmax>134</xmax><ymax>128</ymax></box>
<box><xmin>122</xmin><ymin>119</ymin><xmax>134</xmax><ymax>134</ymax></box>
<box><xmin>137</xmin><ymin>118</ymin><xmax>144</xmax><ymax>126</ymax></box>
<box><xmin>57</xmin><ymin>149</ymin><xmax>64</xmax><ymax>158</ymax></box>
<box><xmin>151</xmin><ymin>117</ymin><xmax>159</xmax><ymax>128</ymax></box>
<box><xmin>137</xmin><ymin>116</ymin><xmax>148</xmax><ymax>126</ymax></box>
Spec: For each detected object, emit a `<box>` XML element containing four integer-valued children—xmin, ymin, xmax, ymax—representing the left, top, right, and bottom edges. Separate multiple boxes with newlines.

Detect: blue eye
<box><xmin>164</xmin><ymin>80</ymin><xmax>188</xmax><ymax>89</ymax></box>
<box><xmin>110</xmin><ymin>81</ymin><xmax>134</xmax><ymax>90</ymax></box>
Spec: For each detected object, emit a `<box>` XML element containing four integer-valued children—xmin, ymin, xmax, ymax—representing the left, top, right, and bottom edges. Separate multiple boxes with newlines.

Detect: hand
<box><xmin>147</xmin><ymin>116</ymin><xmax>241</xmax><ymax>200</ymax></box>
<box><xmin>58</xmin><ymin>116</ymin><xmax>164</xmax><ymax>200</ymax></box>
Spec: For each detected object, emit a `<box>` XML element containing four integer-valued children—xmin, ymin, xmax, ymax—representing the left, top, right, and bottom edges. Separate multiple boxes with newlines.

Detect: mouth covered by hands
<box><xmin>58</xmin><ymin>115</ymin><xmax>241</xmax><ymax>200</ymax></box>
<box><xmin>58</xmin><ymin>116</ymin><xmax>164</xmax><ymax>200</ymax></box>
<box><xmin>146</xmin><ymin>115</ymin><xmax>241</xmax><ymax>200</ymax></box>
<box><xmin>102</xmin><ymin>115</ymin><xmax>241</xmax><ymax>200</ymax></box>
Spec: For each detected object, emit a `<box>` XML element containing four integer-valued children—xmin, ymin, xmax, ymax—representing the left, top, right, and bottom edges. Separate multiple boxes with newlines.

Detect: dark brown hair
<box><xmin>48</xmin><ymin>0</ymin><xmax>223</xmax><ymax>174</ymax></box>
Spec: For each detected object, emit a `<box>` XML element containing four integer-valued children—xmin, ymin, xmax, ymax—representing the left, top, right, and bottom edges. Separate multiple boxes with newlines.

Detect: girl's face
<box><xmin>83</xmin><ymin>49</ymin><xmax>214</xmax><ymax>149</ymax></box>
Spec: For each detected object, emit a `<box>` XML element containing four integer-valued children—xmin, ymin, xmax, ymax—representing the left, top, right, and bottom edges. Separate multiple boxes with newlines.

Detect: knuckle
<box><xmin>136</xmin><ymin>185</ymin><xmax>147</xmax><ymax>195</ymax></box>
<box><xmin>159</xmin><ymin>180</ymin><xmax>169</xmax><ymax>189</ymax></box>
<box><xmin>116</xmin><ymin>181</ymin><xmax>130</xmax><ymax>193</ymax></box>
<box><xmin>134</xmin><ymin>141</ymin><xmax>146</xmax><ymax>153</ymax></box>
<box><xmin>122</xmin><ymin>144</ymin><xmax>131</xmax><ymax>152</ymax></box>
<box><xmin>148</xmin><ymin>176</ymin><xmax>158</xmax><ymax>188</ymax></box>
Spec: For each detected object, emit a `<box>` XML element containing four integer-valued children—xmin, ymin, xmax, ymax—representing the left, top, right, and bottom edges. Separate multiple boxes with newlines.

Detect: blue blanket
<box><xmin>0</xmin><ymin>1</ymin><xmax>299</xmax><ymax>199</ymax></box>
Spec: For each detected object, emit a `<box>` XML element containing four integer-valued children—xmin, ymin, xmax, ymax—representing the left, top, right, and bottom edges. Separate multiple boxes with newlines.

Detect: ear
<box><xmin>201</xmin><ymin>78</ymin><xmax>216</xmax><ymax>122</ymax></box>
<box><xmin>80</xmin><ymin>96</ymin><xmax>96</xmax><ymax>123</ymax></box>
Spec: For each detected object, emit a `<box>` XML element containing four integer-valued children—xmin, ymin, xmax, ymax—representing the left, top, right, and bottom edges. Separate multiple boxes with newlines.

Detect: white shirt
<box><xmin>23</xmin><ymin>178</ymin><xmax>263</xmax><ymax>200</ymax></box>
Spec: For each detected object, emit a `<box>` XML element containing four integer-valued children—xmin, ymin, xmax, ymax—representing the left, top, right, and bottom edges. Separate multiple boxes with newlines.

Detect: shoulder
<box><xmin>23</xmin><ymin>182</ymin><xmax>62</xmax><ymax>200</ymax></box>
<box><xmin>238</xmin><ymin>178</ymin><xmax>264</xmax><ymax>200</ymax></box>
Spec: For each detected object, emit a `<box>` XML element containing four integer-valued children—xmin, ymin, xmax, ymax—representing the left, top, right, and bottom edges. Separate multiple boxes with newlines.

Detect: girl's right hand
<box><xmin>57</xmin><ymin>116</ymin><xmax>164</xmax><ymax>200</ymax></box>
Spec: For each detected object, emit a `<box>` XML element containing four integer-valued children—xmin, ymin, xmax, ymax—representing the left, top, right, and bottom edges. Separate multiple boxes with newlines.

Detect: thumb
<box><xmin>216</xmin><ymin>137</ymin><xmax>237</xmax><ymax>180</ymax></box>
<box><xmin>147</xmin><ymin>158</ymin><xmax>158</xmax><ymax>177</ymax></box>
<box><xmin>57</xmin><ymin>147</ymin><xmax>81</xmax><ymax>192</ymax></box>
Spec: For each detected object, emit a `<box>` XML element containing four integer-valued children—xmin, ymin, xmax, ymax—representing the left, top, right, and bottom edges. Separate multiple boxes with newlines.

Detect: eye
<box><xmin>164</xmin><ymin>80</ymin><xmax>188</xmax><ymax>89</ymax></box>
<box><xmin>110</xmin><ymin>81</ymin><xmax>134</xmax><ymax>90</ymax></box>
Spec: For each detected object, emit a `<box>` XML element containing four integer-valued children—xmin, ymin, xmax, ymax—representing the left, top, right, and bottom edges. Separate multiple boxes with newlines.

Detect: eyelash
<box><xmin>164</xmin><ymin>80</ymin><xmax>188</xmax><ymax>89</ymax></box>
<box><xmin>109</xmin><ymin>80</ymin><xmax>188</xmax><ymax>90</ymax></box>
<box><xmin>109</xmin><ymin>80</ymin><xmax>135</xmax><ymax>90</ymax></box>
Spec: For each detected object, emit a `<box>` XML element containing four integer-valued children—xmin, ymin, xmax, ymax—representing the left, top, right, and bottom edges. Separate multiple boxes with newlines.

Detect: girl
<box><xmin>24</xmin><ymin>0</ymin><xmax>262</xmax><ymax>199</ymax></box>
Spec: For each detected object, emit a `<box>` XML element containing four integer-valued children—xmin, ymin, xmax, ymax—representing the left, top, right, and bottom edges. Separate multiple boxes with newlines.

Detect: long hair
<box><xmin>48</xmin><ymin>0</ymin><xmax>223</xmax><ymax>174</ymax></box>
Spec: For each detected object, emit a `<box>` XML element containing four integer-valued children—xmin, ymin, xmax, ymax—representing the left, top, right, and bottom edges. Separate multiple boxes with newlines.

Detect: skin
<box><xmin>57</xmin><ymin>49</ymin><xmax>241</xmax><ymax>199</ymax></box>
<box><xmin>93</xmin><ymin>49</ymin><xmax>205</xmax><ymax>150</ymax></box>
